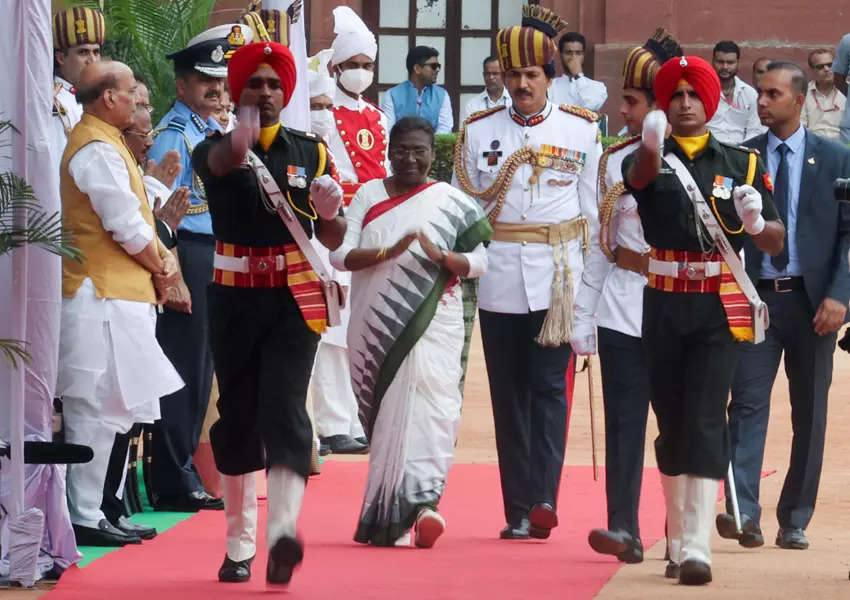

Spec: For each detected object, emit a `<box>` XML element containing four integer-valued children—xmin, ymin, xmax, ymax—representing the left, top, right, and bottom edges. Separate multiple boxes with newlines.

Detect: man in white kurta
<box><xmin>454</xmin><ymin>5</ymin><xmax>601</xmax><ymax>541</ymax></box>
<box><xmin>459</xmin><ymin>56</ymin><xmax>512</xmax><ymax>125</ymax></box>
<box><xmin>306</xmin><ymin>7</ymin><xmax>389</xmax><ymax>454</ymax></box>
<box><xmin>58</xmin><ymin>61</ymin><xmax>182</xmax><ymax>547</ymax></box>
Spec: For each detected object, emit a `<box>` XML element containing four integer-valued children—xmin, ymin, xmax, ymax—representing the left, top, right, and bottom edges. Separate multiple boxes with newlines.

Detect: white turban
<box><xmin>307</xmin><ymin>48</ymin><xmax>335</xmax><ymax>98</ymax></box>
<box><xmin>330</xmin><ymin>6</ymin><xmax>377</xmax><ymax>66</ymax></box>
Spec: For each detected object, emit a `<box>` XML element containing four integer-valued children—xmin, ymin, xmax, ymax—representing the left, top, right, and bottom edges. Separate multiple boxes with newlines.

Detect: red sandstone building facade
<box><xmin>213</xmin><ymin>0</ymin><xmax>849</xmax><ymax>132</ymax></box>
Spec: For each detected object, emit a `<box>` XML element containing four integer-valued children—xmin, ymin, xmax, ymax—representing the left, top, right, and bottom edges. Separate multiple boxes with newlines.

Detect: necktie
<box><xmin>771</xmin><ymin>143</ymin><xmax>790</xmax><ymax>271</ymax></box>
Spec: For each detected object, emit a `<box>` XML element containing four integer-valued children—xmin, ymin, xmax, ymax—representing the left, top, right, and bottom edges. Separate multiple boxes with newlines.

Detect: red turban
<box><xmin>228</xmin><ymin>41</ymin><xmax>297</xmax><ymax>108</ymax></box>
<box><xmin>653</xmin><ymin>55</ymin><xmax>722</xmax><ymax>122</ymax></box>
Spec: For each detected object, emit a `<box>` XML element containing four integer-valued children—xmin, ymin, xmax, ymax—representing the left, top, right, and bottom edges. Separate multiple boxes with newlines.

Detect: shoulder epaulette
<box><xmin>559</xmin><ymin>104</ymin><xmax>600</xmax><ymax>123</ymax></box>
<box><xmin>464</xmin><ymin>105</ymin><xmax>506</xmax><ymax>126</ymax></box>
<box><xmin>284</xmin><ymin>127</ymin><xmax>320</xmax><ymax>142</ymax></box>
<box><xmin>603</xmin><ymin>136</ymin><xmax>640</xmax><ymax>156</ymax></box>
<box><xmin>717</xmin><ymin>139</ymin><xmax>760</xmax><ymax>155</ymax></box>
<box><xmin>165</xmin><ymin>116</ymin><xmax>188</xmax><ymax>132</ymax></box>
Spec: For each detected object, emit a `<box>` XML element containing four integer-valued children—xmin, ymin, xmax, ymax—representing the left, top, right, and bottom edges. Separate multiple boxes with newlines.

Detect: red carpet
<box><xmin>49</xmin><ymin>462</ymin><xmax>666</xmax><ymax>599</ymax></box>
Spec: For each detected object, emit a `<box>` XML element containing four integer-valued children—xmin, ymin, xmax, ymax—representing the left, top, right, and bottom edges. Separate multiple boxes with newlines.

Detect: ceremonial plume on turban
<box><xmin>53</xmin><ymin>7</ymin><xmax>105</xmax><ymax>50</ymax></box>
<box><xmin>496</xmin><ymin>4</ymin><xmax>568</xmax><ymax>72</ymax></box>
<box><xmin>228</xmin><ymin>42</ymin><xmax>297</xmax><ymax>108</ymax></box>
<box><xmin>331</xmin><ymin>6</ymin><xmax>377</xmax><ymax>66</ymax></box>
<box><xmin>308</xmin><ymin>49</ymin><xmax>336</xmax><ymax>98</ymax></box>
<box><xmin>622</xmin><ymin>28</ymin><xmax>683</xmax><ymax>91</ymax></box>
<box><xmin>654</xmin><ymin>55</ymin><xmax>722</xmax><ymax>121</ymax></box>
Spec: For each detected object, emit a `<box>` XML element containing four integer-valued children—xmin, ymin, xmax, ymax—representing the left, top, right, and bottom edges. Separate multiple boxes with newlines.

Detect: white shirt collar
<box><xmin>334</xmin><ymin>85</ymin><xmax>366</xmax><ymax>111</ymax></box>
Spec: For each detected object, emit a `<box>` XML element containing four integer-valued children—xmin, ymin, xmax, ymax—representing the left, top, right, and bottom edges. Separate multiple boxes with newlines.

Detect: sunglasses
<box><xmin>421</xmin><ymin>62</ymin><xmax>441</xmax><ymax>70</ymax></box>
<box><xmin>812</xmin><ymin>62</ymin><xmax>832</xmax><ymax>70</ymax></box>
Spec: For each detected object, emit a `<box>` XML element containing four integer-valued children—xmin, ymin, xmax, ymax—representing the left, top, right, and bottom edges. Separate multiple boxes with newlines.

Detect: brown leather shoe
<box><xmin>679</xmin><ymin>559</ymin><xmax>712</xmax><ymax>585</ymax></box>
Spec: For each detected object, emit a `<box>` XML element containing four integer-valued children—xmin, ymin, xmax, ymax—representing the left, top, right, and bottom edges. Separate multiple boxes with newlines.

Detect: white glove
<box><xmin>641</xmin><ymin>109</ymin><xmax>668</xmax><ymax>153</ymax></box>
<box><xmin>569</xmin><ymin>322</ymin><xmax>597</xmax><ymax>356</ymax></box>
<box><xmin>232</xmin><ymin>104</ymin><xmax>260</xmax><ymax>150</ymax></box>
<box><xmin>732</xmin><ymin>184</ymin><xmax>765</xmax><ymax>235</ymax></box>
<box><xmin>310</xmin><ymin>174</ymin><xmax>343</xmax><ymax>220</ymax></box>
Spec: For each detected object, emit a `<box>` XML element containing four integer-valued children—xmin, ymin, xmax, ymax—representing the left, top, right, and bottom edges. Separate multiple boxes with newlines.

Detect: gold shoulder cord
<box><xmin>453</xmin><ymin>123</ymin><xmax>538</xmax><ymax>224</ymax></box>
<box><xmin>709</xmin><ymin>151</ymin><xmax>757</xmax><ymax>235</ymax></box>
<box><xmin>151</xmin><ymin>126</ymin><xmax>209</xmax><ymax>215</ymax></box>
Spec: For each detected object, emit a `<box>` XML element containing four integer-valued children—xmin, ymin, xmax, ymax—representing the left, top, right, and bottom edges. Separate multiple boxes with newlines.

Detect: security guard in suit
<box><xmin>146</xmin><ymin>24</ymin><xmax>251</xmax><ymax>511</ymax></box>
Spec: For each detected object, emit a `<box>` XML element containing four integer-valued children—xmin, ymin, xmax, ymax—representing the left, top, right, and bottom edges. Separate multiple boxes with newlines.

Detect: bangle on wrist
<box><xmin>376</xmin><ymin>247</ymin><xmax>388</xmax><ymax>262</ymax></box>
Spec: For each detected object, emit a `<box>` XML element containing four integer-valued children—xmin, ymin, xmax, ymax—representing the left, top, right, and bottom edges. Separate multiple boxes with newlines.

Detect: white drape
<box><xmin>267</xmin><ymin>0</ymin><xmax>309</xmax><ymax>131</ymax></box>
<box><xmin>0</xmin><ymin>0</ymin><xmax>80</xmax><ymax>585</ymax></box>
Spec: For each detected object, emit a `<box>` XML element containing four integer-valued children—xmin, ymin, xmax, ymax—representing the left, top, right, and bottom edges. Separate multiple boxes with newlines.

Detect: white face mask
<box><xmin>338</xmin><ymin>67</ymin><xmax>374</xmax><ymax>95</ymax></box>
<box><xmin>310</xmin><ymin>109</ymin><xmax>335</xmax><ymax>141</ymax></box>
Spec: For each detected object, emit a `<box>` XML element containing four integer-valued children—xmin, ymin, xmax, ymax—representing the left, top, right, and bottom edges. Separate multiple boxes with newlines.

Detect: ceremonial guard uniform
<box><xmin>574</xmin><ymin>29</ymin><xmax>682</xmax><ymax>563</ymax></box>
<box><xmin>50</xmin><ymin>80</ymin><xmax>83</xmax><ymax>169</ymax></box>
<box><xmin>308</xmin><ymin>7</ymin><xmax>387</xmax><ymax>454</ymax></box>
<box><xmin>454</xmin><ymin>5</ymin><xmax>601</xmax><ymax>540</ymax></box>
<box><xmin>622</xmin><ymin>56</ymin><xmax>781</xmax><ymax>584</ymax></box>
<box><xmin>147</xmin><ymin>25</ymin><xmax>249</xmax><ymax>509</ymax></box>
<box><xmin>193</xmin><ymin>41</ymin><xmax>344</xmax><ymax>585</ymax></box>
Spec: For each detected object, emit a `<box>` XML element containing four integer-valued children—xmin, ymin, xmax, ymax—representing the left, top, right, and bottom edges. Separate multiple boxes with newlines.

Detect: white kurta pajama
<box><xmin>58</xmin><ymin>141</ymin><xmax>183</xmax><ymax>528</ymax></box>
<box><xmin>330</xmin><ymin>180</ymin><xmax>489</xmax><ymax>545</ymax></box>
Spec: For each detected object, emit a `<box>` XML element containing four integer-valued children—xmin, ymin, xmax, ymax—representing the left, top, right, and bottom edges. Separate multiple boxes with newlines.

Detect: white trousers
<box><xmin>662</xmin><ymin>474</ymin><xmax>719</xmax><ymax>566</ymax></box>
<box><xmin>311</xmin><ymin>343</ymin><xmax>364</xmax><ymax>438</ymax></box>
<box><xmin>221</xmin><ymin>467</ymin><xmax>305</xmax><ymax>562</ymax></box>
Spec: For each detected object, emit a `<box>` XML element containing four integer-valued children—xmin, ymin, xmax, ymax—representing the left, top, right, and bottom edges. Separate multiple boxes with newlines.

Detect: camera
<box><xmin>835</xmin><ymin>178</ymin><xmax>850</xmax><ymax>203</ymax></box>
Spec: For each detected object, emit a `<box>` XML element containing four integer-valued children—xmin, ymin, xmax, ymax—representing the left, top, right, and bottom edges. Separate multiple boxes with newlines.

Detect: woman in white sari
<box><xmin>330</xmin><ymin>117</ymin><xmax>491</xmax><ymax>548</ymax></box>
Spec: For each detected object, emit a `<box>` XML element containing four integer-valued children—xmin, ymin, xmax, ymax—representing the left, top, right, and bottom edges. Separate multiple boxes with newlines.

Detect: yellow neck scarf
<box><xmin>672</xmin><ymin>132</ymin><xmax>710</xmax><ymax>160</ymax></box>
<box><xmin>259</xmin><ymin>122</ymin><xmax>281</xmax><ymax>151</ymax></box>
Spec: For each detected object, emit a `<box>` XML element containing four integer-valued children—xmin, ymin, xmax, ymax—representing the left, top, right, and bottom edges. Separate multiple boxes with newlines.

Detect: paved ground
<box><xmin>7</xmin><ymin>323</ymin><xmax>850</xmax><ymax>598</ymax></box>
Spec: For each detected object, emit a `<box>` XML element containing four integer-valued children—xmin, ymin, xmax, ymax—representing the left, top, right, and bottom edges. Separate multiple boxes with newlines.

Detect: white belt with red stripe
<box><xmin>213</xmin><ymin>253</ymin><xmax>286</xmax><ymax>274</ymax></box>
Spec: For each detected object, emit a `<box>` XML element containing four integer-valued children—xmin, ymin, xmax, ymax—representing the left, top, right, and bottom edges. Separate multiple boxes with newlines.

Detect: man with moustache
<box><xmin>454</xmin><ymin>4</ymin><xmax>602</xmax><ymax>542</ymax></box>
<box><xmin>459</xmin><ymin>56</ymin><xmax>512</xmax><ymax>124</ymax></box>
<box><xmin>707</xmin><ymin>40</ymin><xmax>765</xmax><ymax>144</ymax></box>
<box><xmin>147</xmin><ymin>24</ymin><xmax>251</xmax><ymax>512</ymax></box>
<box><xmin>193</xmin><ymin>40</ymin><xmax>345</xmax><ymax>585</ymax></box>
<box><xmin>58</xmin><ymin>61</ymin><xmax>184</xmax><ymax>546</ymax></box>
<box><xmin>573</xmin><ymin>28</ymin><xmax>682</xmax><ymax>565</ymax></box>
<box><xmin>802</xmin><ymin>48</ymin><xmax>846</xmax><ymax>141</ymax></box>
<box><xmin>753</xmin><ymin>57</ymin><xmax>771</xmax><ymax>90</ymax></box>
<box><xmin>718</xmin><ymin>61</ymin><xmax>850</xmax><ymax>552</ymax></box>
<box><xmin>623</xmin><ymin>55</ymin><xmax>784</xmax><ymax>584</ymax></box>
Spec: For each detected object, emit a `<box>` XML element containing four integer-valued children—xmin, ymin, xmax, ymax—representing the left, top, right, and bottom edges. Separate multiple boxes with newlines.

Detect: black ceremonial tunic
<box><xmin>622</xmin><ymin>134</ymin><xmax>778</xmax><ymax>479</ymax></box>
<box><xmin>192</xmin><ymin>126</ymin><xmax>332</xmax><ymax>477</ymax></box>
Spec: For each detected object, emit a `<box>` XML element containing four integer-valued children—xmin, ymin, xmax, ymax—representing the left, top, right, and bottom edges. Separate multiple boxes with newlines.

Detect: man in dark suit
<box><xmin>717</xmin><ymin>61</ymin><xmax>850</xmax><ymax>551</ymax></box>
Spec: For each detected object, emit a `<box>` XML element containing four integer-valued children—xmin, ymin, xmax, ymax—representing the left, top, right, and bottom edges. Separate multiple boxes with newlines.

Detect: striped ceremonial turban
<box><xmin>53</xmin><ymin>7</ymin><xmax>105</xmax><ymax>50</ymax></box>
<box><xmin>622</xmin><ymin>28</ymin><xmax>683</xmax><ymax>90</ymax></box>
<box><xmin>654</xmin><ymin>55</ymin><xmax>722</xmax><ymax>121</ymax></box>
<box><xmin>496</xmin><ymin>5</ymin><xmax>567</xmax><ymax>71</ymax></box>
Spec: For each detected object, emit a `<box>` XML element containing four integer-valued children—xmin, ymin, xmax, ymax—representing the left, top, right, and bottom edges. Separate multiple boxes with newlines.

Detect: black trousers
<box><xmin>150</xmin><ymin>233</ymin><xmax>215</xmax><ymax>500</ymax></box>
<box><xmin>479</xmin><ymin>309</ymin><xmax>572</xmax><ymax>526</ymax></box>
<box><xmin>597</xmin><ymin>326</ymin><xmax>651</xmax><ymax>539</ymax></box>
<box><xmin>100</xmin><ymin>429</ymin><xmax>133</xmax><ymax>524</ymax></box>
<box><xmin>727</xmin><ymin>287</ymin><xmax>835</xmax><ymax>529</ymax></box>
<box><xmin>207</xmin><ymin>284</ymin><xmax>319</xmax><ymax>478</ymax></box>
<box><xmin>642</xmin><ymin>287</ymin><xmax>739</xmax><ymax>480</ymax></box>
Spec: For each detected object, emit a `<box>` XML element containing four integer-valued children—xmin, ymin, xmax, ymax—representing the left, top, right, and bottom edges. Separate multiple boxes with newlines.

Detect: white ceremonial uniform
<box><xmin>573</xmin><ymin>138</ymin><xmax>647</xmax><ymax>341</ymax></box>
<box><xmin>707</xmin><ymin>76</ymin><xmax>766</xmax><ymax>145</ymax></box>
<box><xmin>48</xmin><ymin>76</ymin><xmax>83</xmax><ymax>167</ymax></box>
<box><xmin>58</xmin><ymin>142</ymin><xmax>183</xmax><ymax>528</ymax></box>
<box><xmin>459</xmin><ymin>87</ymin><xmax>512</xmax><ymax>125</ymax></box>
<box><xmin>455</xmin><ymin>101</ymin><xmax>602</xmax><ymax>314</ymax></box>
<box><xmin>549</xmin><ymin>73</ymin><xmax>608</xmax><ymax>111</ymax></box>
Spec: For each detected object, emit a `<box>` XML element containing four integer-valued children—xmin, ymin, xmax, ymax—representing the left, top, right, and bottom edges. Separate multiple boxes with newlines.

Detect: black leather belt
<box><xmin>756</xmin><ymin>276</ymin><xmax>804</xmax><ymax>293</ymax></box>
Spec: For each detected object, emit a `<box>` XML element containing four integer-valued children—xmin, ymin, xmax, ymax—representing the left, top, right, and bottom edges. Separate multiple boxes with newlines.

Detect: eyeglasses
<box><xmin>421</xmin><ymin>62</ymin><xmax>441</xmax><ymax>70</ymax></box>
<box><xmin>389</xmin><ymin>147</ymin><xmax>431</xmax><ymax>160</ymax></box>
<box><xmin>125</xmin><ymin>129</ymin><xmax>153</xmax><ymax>140</ymax></box>
<box><xmin>812</xmin><ymin>62</ymin><xmax>832</xmax><ymax>70</ymax></box>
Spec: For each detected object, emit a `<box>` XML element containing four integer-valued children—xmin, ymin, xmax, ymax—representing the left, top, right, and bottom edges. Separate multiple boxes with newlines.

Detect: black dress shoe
<box><xmin>266</xmin><ymin>535</ymin><xmax>304</xmax><ymax>585</ymax></box>
<box><xmin>679</xmin><ymin>559</ymin><xmax>712</xmax><ymax>585</ymax></box>
<box><xmin>219</xmin><ymin>554</ymin><xmax>253</xmax><ymax>583</ymax></box>
<box><xmin>528</xmin><ymin>503</ymin><xmax>558</xmax><ymax>539</ymax></box>
<box><xmin>618</xmin><ymin>537</ymin><xmax>643</xmax><ymax>564</ymax></box>
<box><xmin>155</xmin><ymin>490</ymin><xmax>223</xmax><ymax>512</ymax></box>
<box><xmin>320</xmin><ymin>434</ymin><xmax>368</xmax><ymax>455</ymax></box>
<box><xmin>776</xmin><ymin>527</ymin><xmax>809</xmax><ymax>549</ymax></box>
<box><xmin>114</xmin><ymin>516</ymin><xmax>157</xmax><ymax>540</ymax></box>
<box><xmin>354</xmin><ymin>436</ymin><xmax>368</xmax><ymax>446</ymax></box>
<box><xmin>716</xmin><ymin>513</ymin><xmax>764</xmax><ymax>548</ymax></box>
<box><xmin>664</xmin><ymin>561</ymin><xmax>680</xmax><ymax>579</ymax></box>
<box><xmin>588</xmin><ymin>528</ymin><xmax>630</xmax><ymax>556</ymax></box>
<box><xmin>73</xmin><ymin>519</ymin><xmax>142</xmax><ymax>546</ymax></box>
<box><xmin>499</xmin><ymin>518</ymin><xmax>530</xmax><ymax>540</ymax></box>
